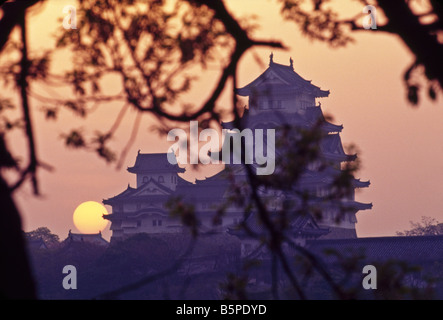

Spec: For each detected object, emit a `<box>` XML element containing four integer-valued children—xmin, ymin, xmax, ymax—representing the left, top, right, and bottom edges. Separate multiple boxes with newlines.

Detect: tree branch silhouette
<box><xmin>1</xmin><ymin>0</ymin><xmax>442</xmax><ymax>299</ymax></box>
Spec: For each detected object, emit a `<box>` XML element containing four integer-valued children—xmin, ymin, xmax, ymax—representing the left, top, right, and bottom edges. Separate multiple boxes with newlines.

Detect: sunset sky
<box><xmin>6</xmin><ymin>0</ymin><xmax>443</xmax><ymax>241</ymax></box>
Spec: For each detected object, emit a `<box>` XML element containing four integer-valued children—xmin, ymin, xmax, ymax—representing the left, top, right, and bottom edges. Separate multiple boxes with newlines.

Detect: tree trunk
<box><xmin>0</xmin><ymin>176</ymin><xmax>36</xmax><ymax>299</ymax></box>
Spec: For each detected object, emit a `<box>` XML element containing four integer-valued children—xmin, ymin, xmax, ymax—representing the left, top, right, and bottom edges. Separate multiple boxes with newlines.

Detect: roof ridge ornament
<box><xmin>269</xmin><ymin>52</ymin><xmax>273</xmax><ymax>66</ymax></box>
<box><xmin>289</xmin><ymin>57</ymin><xmax>294</xmax><ymax>69</ymax></box>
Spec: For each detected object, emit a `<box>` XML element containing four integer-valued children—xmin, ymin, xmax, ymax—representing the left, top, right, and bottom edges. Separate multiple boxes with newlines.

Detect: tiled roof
<box><xmin>176</xmin><ymin>170</ymin><xmax>230</xmax><ymax>201</ymax></box>
<box><xmin>127</xmin><ymin>152</ymin><xmax>185</xmax><ymax>174</ymax></box>
<box><xmin>26</xmin><ymin>238</ymin><xmax>47</xmax><ymax>250</ymax></box>
<box><xmin>221</xmin><ymin>106</ymin><xmax>343</xmax><ymax>133</ymax></box>
<box><xmin>340</xmin><ymin>199</ymin><xmax>373</xmax><ymax>211</ymax></box>
<box><xmin>298</xmin><ymin>166</ymin><xmax>370</xmax><ymax>189</ymax></box>
<box><xmin>66</xmin><ymin>231</ymin><xmax>109</xmax><ymax>246</ymax></box>
<box><xmin>236</xmin><ymin>61</ymin><xmax>329</xmax><ymax>98</ymax></box>
<box><xmin>103</xmin><ymin>185</ymin><xmax>136</xmax><ymax>203</ymax></box>
<box><xmin>305</xmin><ymin>107</ymin><xmax>343</xmax><ymax>133</ymax></box>
<box><xmin>353</xmin><ymin>178</ymin><xmax>371</xmax><ymax>188</ymax></box>
<box><xmin>320</xmin><ymin>134</ymin><xmax>356</xmax><ymax>161</ymax></box>
<box><xmin>228</xmin><ymin>213</ymin><xmax>329</xmax><ymax>239</ymax></box>
<box><xmin>103</xmin><ymin>178</ymin><xmax>174</xmax><ymax>204</ymax></box>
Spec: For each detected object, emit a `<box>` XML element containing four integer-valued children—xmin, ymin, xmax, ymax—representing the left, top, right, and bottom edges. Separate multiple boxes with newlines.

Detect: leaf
<box><xmin>62</xmin><ymin>130</ymin><xmax>86</xmax><ymax>148</ymax></box>
<box><xmin>44</xmin><ymin>107</ymin><xmax>57</xmax><ymax>120</ymax></box>
<box><xmin>179</xmin><ymin>38</ymin><xmax>195</xmax><ymax>63</ymax></box>
<box><xmin>428</xmin><ymin>85</ymin><xmax>436</xmax><ymax>101</ymax></box>
<box><xmin>407</xmin><ymin>85</ymin><xmax>419</xmax><ymax>105</ymax></box>
<box><xmin>0</xmin><ymin>99</ymin><xmax>14</xmax><ymax>112</ymax></box>
<box><xmin>64</xmin><ymin>101</ymin><xmax>86</xmax><ymax>117</ymax></box>
<box><xmin>96</xmin><ymin>146</ymin><xmax>116</xmax><ymax>163</ymax></box>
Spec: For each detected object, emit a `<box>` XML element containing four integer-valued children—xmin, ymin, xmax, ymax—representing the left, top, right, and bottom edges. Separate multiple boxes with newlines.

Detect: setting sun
<box><xmin>73</xmin><ymin>201</ymin><xmax>109</xmax><ymax>234</ymax></box>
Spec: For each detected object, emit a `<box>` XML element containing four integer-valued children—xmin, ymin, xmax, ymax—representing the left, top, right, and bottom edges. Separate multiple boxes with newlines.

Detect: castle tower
<box><xmin>128</xmin><ymin>150</ymin><xmax>184</xmax><ymax>190</ymax></box>
<box><xmin>102</xmin><ymin>152</ymin><xmax>185</xmax><ymax>240</ymax></box>
<box><xmin>103</xmin><ymin>55</ymin><xmax>371</xmax><ymax>242</ymax></box>
<box><xmin>229</xmin><ymin>55</ymin><xmax>372</xmax><ymax>238</ymax></box>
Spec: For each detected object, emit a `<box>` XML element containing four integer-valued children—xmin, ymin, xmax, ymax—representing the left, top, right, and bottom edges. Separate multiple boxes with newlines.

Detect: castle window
<box><xmin>158</xmin><ymin>176</ymin><xmax>164</xmax><ymax>183</ymax></box>
<box><xmin>267</xmin><ymin>100</ymin><xmax>282</xmax><ymax>109</ymax></box>
<box><xmin>258</xmin><ymin>100</ymin><xmax>264</xmax><ymax>109</ymax></box>
<box><xmin>152</xmin><ymin>220</ymin><xmax>157</xmax><ymax>226</ymax></box>
<box><xmin>137</xmin><ymin>221</ymin><xmax>141</xmax><ymax>227</ymax></box>
<box><xmin>158</xmin><ymin>220</ymin><xmax>162</xmax><ymax>226</ymax></box>
<box><xmin>300</xmin><ymin>101</ymin><xmax>310</xmax><ymax>109</ymax></box>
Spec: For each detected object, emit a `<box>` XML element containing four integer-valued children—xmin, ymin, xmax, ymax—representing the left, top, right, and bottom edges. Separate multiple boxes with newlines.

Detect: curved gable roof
<box><xmin>103</xmin><ymin>178</ymin><xmax>174</xmax><ymax>204</ymax></box>
<box><xmin>127</xmin><ymin>151</ymin><xmax>186</xmax><ymax>174</ymax></box>
<box><xmin>237</xmin><ymin>61</ymin><xmax>329</xmax><ymax>98</ymax></box>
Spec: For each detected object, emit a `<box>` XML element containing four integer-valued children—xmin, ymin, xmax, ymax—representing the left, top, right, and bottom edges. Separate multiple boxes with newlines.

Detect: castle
<box><xmin>103</xmin><ymin>56</ymin><xmax>372</xmax><ymax>243</ymax></box>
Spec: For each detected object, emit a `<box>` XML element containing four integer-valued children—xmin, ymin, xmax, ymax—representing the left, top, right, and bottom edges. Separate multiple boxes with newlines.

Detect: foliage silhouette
<box><xmin>0</xmin><ymin>0</ymin><xmax>442</xmax><ymax>299</ymax></box>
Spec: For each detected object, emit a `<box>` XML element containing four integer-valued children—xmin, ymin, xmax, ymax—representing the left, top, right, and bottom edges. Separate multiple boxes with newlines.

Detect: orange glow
<box><xmin>9</xmin><ymin>0</ymin><xmax>443</xmax><ymax>240</ymax></box>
